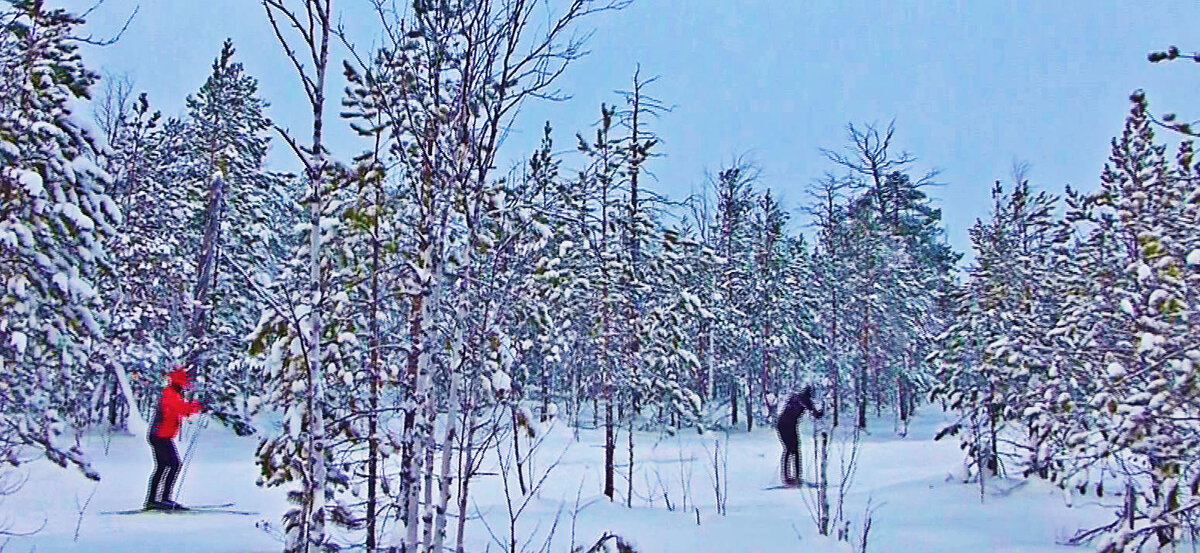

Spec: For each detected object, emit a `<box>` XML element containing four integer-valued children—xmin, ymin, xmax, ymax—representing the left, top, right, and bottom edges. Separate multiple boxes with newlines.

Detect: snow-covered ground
<box><xmin>4</xmin><ymin>408</ymin><xmax>1121</xmax><ymax>552</ymax></box>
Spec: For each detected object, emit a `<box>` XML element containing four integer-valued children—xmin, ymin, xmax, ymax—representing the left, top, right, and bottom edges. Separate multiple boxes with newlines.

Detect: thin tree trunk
<box><xmin>405</xmin><ymin>266</ymin><xmax>440</xmax><ymax>551</ymax></box>
<box><xmin>747</xmin><ymin>373</ymin><xmax>754</xmax><ymax>432</ymax></box>
<box><xmin>829</xmin><ymin>314</ymin><xmax>839</xmax><ymax>428</ymax></box>
<box><xmin>570</xmin><ymin>365</ymin><xmax>579</xmax><ymax>434</ymax></box>
<box><xmin>600</xmin><ymin>132</ymin><xmax>616</xmax><ymax>501</ymax></box>
<box><xmin>604</xmin><ymin>387</ymin><xmax>614</xmax><ymax>499</ymax></box>
<box><xmin>366</xmin><ymin>181</ymin><xmax>382</xmax><ymax>553</ymax></box>
<box><xmin>761</xmin><ymin>319</ymin><xmax>771</xmax><ymax>422</ymax></box>
<box><xmin>304</xmin><ymin>167</ymin><xmax>327</xmax><ymax>553</ymax></box>
<box><xmin>857</xmin><ymin>305</ymin><xmax>869</xmax><ymax>430</ymax></box>
<box><xmin>401</xmin><ymin>293</ymin><xmax>422</xmax><ymax>533</ymax></box>
<box><xmin>428</xmin><ymin>358</ymin><xmax>460</xmax><ymax>553</ymax></box>
<box><xmin>455</xmin><ymin>386</ymin><xmax>479</xmax><ymax>553</ymax></box>
<box><xmin>987</xmin><ymin>382</ymin><xmax>998</xmax><ymax>476</ymax></box>
<box><xmin>731</xmin><ymin>375</ymin><xmax>739</xmax><ymax>427</ymax></box>
<box><xmin>626</xmin><ymin>70</ymin><xmax>643</xmax><ymax>429</ymax></box>
<box><xmin>513</xmin><ymin>409</ymin><xmax>528</xmax><ymax>496</ymax></box>
<box><xmin>857</xmin><ymin>367</ymin><xmax>868</xmax><ymax>430</ymax></box>
<box><xmin>307</xmin><ymin>9</ymin><xmax>331</xmax><ymax>540</ymax></box>
<box><xmin>541</xmin><ymin>361</ymin><xmax>551</xmax><ymax>423</ymax></box>
<box><xmin>697</xmin><ymin>320</ymin><xmax>709</xmax><ymax>400</ymax></box>
<box><xmin>817</xmin><ymin>430</ymin><xmax>829</xmax><ymax>535</ymax></box>
<box><xmin>420</xmin><ymin>408</ymin><xmax>437</xmax><ymax>549</ymax></box>
<box><xmin>626</xmin><ymin>414</ymin><xmax>634</xmax><ymax>508</ymax></box>
<box><xmin>403</xmin><ymin>54</ymin><xmax>445</xmax><ymax>545</ymax></box>
<box><xmin>185</xmin><ymin>174</ymin><xmax>226</xmax><ymax>368</ymax></box>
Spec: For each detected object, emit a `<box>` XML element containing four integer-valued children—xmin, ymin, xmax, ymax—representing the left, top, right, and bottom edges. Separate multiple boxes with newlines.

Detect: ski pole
<box><xmin>174</xmin><ymin>408</ymin><xmax>209</xmax><ymax>502</ymax></box>
<box><xmin>173</xmin><ymin>364</ymin><xmax>210</xmax><ymax>503</ymax></box>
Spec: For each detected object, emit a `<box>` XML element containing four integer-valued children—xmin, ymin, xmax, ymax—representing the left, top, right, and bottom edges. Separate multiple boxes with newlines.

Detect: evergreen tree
<box><xmin>0</xmin><ymin>0</ymin><xmax>119</xmax><ymax>478</ymax></box>
<box><xmin>1063</xmin><ymin>93</ymin><xmax>1199</xmax><ymax>551</ymax></box>
<box><xmin>182</xmin><ymin>39</ymin><xmax>293</xmax><ymax>422</ymax></box>
<box><xmin>99</xmin><ymin>95</ymin><xmax>197</xmax><ymax>428</ymax></box>
<box><xmin>933</xmin><ymin>180</ymin><xmax>1062</xmax><ymax>481</ymax></box>
<box><xmin>711</xmin><ymin>162</ymin><xmax>757</xmax><ymax>428</ymax></box>
<box><xmin>935</xmin><ymin>94</ymin><xmax>1200</xmax><ymax>552</ymax></box>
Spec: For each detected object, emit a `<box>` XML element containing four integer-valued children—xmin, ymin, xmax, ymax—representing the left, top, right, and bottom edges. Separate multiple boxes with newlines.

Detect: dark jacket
<box><xmin>776</xmin><ymin>390</ymin><xmax>823</xmax><ymax>448</ymax></box>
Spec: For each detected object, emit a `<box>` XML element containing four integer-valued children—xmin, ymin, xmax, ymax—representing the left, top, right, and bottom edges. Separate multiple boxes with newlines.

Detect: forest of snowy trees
<box><xmin>1</xmin><ymin>1</ymin><xmax>1198</xmax><ymax>552</ymax></box>
<box><xmin>932</xmin><ymin>92</ymin><xmax>1200</xmax><ymax>552</ymax></box>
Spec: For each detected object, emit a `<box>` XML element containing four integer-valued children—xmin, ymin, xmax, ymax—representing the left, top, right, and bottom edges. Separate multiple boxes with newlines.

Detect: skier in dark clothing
<box><xmin>145</xmin><ymin>365</ymin><xmax>204</xmax><ymax>510</ymax></box>
<box><xmin>776</xmin><ymin>385</ymin><xmax>823</xmax><ymax>487</ymax></box>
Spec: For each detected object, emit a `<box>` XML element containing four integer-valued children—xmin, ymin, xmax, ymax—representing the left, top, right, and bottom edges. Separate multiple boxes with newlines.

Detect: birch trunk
<box><xmin>430</xmin><ymin>237</ymin><xmax>470</xmax><ymax>553</ymax></box>
<box><xmin>403</xmin><ymin>270</ymin><xmax>437</xmax><ymax>551</ymax></box>
<box><xmin>301</xmin><ymin>156</ymin><xmax>327</xmax><ymax>553</ymax></box>
<box><xmin>260</xmin><ymin>2</ymin><xmax>332</xmax><ymax>551</ymax></box>
<box><xmin>300</xmin><ymin>40</ymin><xmax>329</xmax><ymax>552</ymax></box>
<box><xmin>366</xmin><ymin>186</ymin><xmax>382</xmax><ymax>553</ymax></box>
<box><xmin>430</xmin><ymin>364</ymin><xmax>460</xmax><ymax>553</ymax></box>
<box><xmin>112</xmin><ymin>362</ymin><xmax>146</xmax><ymax>435</ymax></box>
<box><xmin>455</xmin><ymin>384</ymin><xmax>479</xmax><ymax>553</ymax></box>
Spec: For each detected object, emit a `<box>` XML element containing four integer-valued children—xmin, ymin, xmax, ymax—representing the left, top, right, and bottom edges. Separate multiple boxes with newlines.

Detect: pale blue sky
<box><xmin>64</xmin><ymin>0</ymin><xmax>1200</xmax><ymax>260</ymax></box>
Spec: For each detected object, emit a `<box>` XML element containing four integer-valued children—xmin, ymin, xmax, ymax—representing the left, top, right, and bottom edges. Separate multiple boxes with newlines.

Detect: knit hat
<box><xmin>168</xmin><ymin>365</ymin><xmax>191</xmax><ymax>388</ymax></box>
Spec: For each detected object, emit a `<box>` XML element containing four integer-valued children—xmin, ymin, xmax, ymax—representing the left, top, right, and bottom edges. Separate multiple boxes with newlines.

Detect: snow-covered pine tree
<box><xmin>95</xmin><ymin>91</ymin><xmax>194</xmax><ymax>430</ymax></box>
<box><xmin>746</xmin><ymin>190</ymin><xmax>799</xmax><ymax>422</ymax></box>
<box><xmin>248</xmin><ymin>173</ymin><xmax>360</xmax><ymax>550</ymax></box>
<box><xmin>675</xmin><ymin>198</ymin><xmax>722</xmax><ymax>414</ymax></box>
<box><xmin>678</xmin><ymin>193</ymin><xmax>720</xmax><ymax>407</ymax></box>
<box><xmin>777</xmin><ymin>232</ymin><xmax>825</xmax><ymax>393</ymax></box>
<box><xmin>536</xmin><ymin>122</ymin><xmax>616</xmax><ymax>432</ymax></box>
<box><xmin>710</xmin><ymin>161</ymin><xmax>757</xmax><ymax>429</ymax></box>
<box><xmin>246</xmin><ymin>61</ymin><xmax>379</xmax><ymax>551</ymax></box>
<box><xmin>609</xmin><ymin>73</ymin><xmax>713</xmax><ymax>502</ymax></box>
<box><xmin>335</xmin><ymin>56</ymin><xmax>407</xmax><ymax>552</ymax></box>
<box><xmin>574</xmin><ymin>102</ymin><xmax>628</xmax><ymax>500</ymax></box>
<box><xmin>873</xmin><ymin>170</ymin><xmax>957</xmax><ymax>429</ymax></box>
<box><xmin>821</xmin><ymin>123</ymin><xmax>954</xmax><ymax>429</ymax></box>
<box><xmin>983</xmin><ymin>177</ymin><xmax>1066</xmax><ymax>476</ymax></box>
<box><xmin>806</xmin><ymin>174</ymin><xmax>854</xmax><ymax>427</ymax></box>
<box><xmin>932</xmin><ymin>179</ymin><xmax>1062</xmax><ymax>483</ymax></box>
<box><xmin>638</xmin><ymin>227</ymin><xmax>709</xmax><ymax>429</ymax></box>
<box><xmin>181</xmin><ymin>39</ymin><xmax>291</xmax><ymax>428</ymax></box>
<box><xmin>1058</xmin><ymin>92</ymin><xmax>1200</xmax><ymax>552</ymax></box>
<box><xmin>843</xmin><ymin>197</ymin><xmax>890</xmax><ymax>429</ymax></box>
<box><xmin>0</xmin><ymin>0</ymin><xmax>119</xmax><ymax>479</ymax></box>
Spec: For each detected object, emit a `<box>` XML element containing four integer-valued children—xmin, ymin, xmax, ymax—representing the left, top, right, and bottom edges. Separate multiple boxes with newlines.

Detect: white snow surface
<box><xmin>4</xmin><ymin>409</ymin><xmax>1119</xmax><ymax>553</ymax></box>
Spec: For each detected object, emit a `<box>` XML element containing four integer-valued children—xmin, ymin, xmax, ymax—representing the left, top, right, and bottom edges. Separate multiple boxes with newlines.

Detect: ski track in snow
<box><xmin>4</xmin><ymin>409</ymin><xmax>1119</xmax><ymax>553</ymax></box>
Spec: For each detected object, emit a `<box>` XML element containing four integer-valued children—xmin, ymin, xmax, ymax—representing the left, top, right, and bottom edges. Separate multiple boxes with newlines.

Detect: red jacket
<box><xmin>151</xmin><ymin>385</ymin><xmax>202</xmax><ymax>439</ymax></box>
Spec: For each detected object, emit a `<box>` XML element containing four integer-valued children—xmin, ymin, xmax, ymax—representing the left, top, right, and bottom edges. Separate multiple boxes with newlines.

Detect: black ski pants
<box><xmin>779</xmin><ymin>428</ymin><xmax>802</xmax><ymax>485</ymax></box>
<box><xmin>146</xmin><ymin>435</ymin><xmax>181</xmax><ymax>505</ymax></box>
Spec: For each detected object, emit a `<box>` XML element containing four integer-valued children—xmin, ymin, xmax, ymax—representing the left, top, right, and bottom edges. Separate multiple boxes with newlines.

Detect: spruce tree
<box><xmin>0</xmin><ymin>0</ymin><xmax>119</xmax><ymax>478</ymax></box>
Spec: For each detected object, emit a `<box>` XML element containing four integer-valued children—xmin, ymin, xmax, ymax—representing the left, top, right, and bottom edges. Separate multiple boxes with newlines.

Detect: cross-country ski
<box><xmin>102</xmin><ymin>505</ymin><xmax>255</xmax><ymax>516</ymax></box>
<box><xmin>99</xmin><ymin>502</ymin><xmax>235</xmax><ymax>514</ymax></box>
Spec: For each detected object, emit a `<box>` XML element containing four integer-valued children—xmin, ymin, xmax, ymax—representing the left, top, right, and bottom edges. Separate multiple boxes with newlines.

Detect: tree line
<box><xmin>9</xmin><ymin>1</ymin><xmax>1195</xmax><ymax>552</ymax></box>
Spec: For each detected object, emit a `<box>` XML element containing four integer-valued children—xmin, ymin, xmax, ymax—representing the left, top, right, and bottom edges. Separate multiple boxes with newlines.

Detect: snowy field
<box><xmin>3</xmin><ymin>408</ymin><xmax>1124</xmax><ymax>553</ymax></box>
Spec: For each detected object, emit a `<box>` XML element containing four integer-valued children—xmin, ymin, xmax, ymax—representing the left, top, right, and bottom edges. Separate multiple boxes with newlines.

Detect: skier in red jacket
<box><xmin>144</xmin><ymin>365</ymin><xmax>204</xmax><ymax>510</ymax></box>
